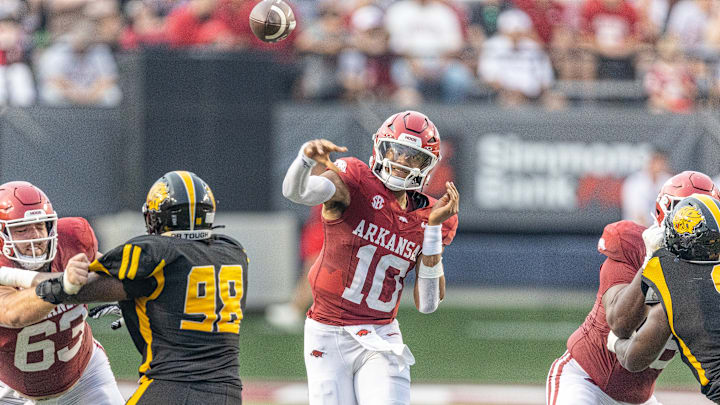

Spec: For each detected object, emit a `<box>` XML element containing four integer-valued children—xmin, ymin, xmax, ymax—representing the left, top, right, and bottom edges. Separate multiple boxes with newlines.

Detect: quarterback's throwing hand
<box><xmin>429</xmin><ymin>182</ymin><xmax>460</xmax><ymax>226</ymax></box>
<box><xmin>303</xmin><ymin>139</ymin><xmax>348</xmax><ymax>174</ymax></box>
<box><xmin>64</xmin><ymin>253</ymin><xmax>90</xmax><ymax>291</ymax></box>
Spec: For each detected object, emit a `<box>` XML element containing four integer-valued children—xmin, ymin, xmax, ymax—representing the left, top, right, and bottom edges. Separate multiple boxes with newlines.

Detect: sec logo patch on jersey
<box><xmin>372</xmin><ymin>195</ymin><xmax>384</xmax><ymax>210</ymax></box>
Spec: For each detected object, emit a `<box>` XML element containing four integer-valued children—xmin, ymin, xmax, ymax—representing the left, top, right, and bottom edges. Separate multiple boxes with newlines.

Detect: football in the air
<box><xmin>249</xmin><ymin>0</ymin><xmax>296</xmax><ymax>43</ymax></box>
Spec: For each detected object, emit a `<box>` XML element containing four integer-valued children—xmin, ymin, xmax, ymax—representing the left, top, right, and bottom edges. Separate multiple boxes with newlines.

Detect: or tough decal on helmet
<box><xmin>672</xmin><ymin>205</ymin><xmax>705</xmax><ymax>235</ymax></box>
<box><xmin>146</xmin><ymin>180</ymin><xmax>169</xmax><ymax>212</ymax></box>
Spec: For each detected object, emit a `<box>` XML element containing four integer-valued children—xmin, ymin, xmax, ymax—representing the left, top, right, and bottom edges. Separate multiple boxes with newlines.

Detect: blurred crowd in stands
<box><xmin>2</xmin><ymin>0</ymin><xmax>720</xmax><ymax>111</ymax></box>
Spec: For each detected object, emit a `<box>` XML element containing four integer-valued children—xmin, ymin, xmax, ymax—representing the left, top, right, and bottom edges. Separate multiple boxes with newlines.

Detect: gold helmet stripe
<box><xmin>693</xmin><ymin>194</ymin><xmax>720</xmax><ymax>229</ymax></box>
<box><xmin>175</xmin><ymin>171</ymin><xmax>196</xmax><ymax>231</ymax></box>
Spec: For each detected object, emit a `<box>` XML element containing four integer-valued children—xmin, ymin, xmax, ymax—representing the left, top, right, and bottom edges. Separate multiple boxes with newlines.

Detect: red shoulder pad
<box><xmin>332</xmin><ymin>157</ymin><xmax>372</xmax><ymax>192</ymax></box>
<box><xmin>56</xmin><ymin>217</ymin><xmax>99</xmax><ymax>262</ymax></box>
<box><xmin>597</xmin><ymin>220</ymin><xmax>645</xmax><ymax>269</ymax></box>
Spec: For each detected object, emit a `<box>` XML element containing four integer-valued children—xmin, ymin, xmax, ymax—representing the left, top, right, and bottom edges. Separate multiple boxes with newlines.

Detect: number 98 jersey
<box><xmin>308</xmin><ymin>158</ymin><xmax>457</xmax><ymax>326</ymax></box>
<box><xmin>89</xmin><ymin>233</ymin><xmax>248</xmax><ymax>385</ymax></box>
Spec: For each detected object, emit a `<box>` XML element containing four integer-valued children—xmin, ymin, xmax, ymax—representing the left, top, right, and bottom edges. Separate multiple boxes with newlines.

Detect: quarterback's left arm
<box><xmin>414</xmin><ymin>253</ymin><xmax>446</xmax><ymax>313</ymax></box>
<box><xmin>414</xmin><ymin>182</ymin><xmax>458</xmax><ymax>314</ymax></box>
<box><xmin>609</xmin><ymin>302</ymin><xmax>672</xmax><ymax>372</ymax></box>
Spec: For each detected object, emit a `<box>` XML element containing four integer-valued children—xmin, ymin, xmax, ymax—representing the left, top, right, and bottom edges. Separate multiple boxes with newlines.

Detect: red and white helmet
<box><xmin>654</xmin><ymin>171</ymin><xmax>720</xmax><ymax>226</ymax></box>
<box><xmin>369</xmin><ymin>111</ymin><xmax>441</xmax><ymax>191</ymax></box>
<box><xmin>0</xmin><ymin>181</ymin><xmax>58</xmax><ymax>269</ymax></box>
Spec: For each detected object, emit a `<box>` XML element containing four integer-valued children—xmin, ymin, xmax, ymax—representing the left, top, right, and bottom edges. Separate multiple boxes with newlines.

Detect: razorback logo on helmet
<box><xmin>356</xmin><ymin>329</ymin><xmax>371</xmax><ymax>337</ymax></box>
<box><xmin>310</xmin><ymin>350</ymin><xmax>325</xmax><ymax>358</ymax></box>
<box><xmin>672</xmin><ymin>205</ymin><xmax>704</xmax><ymax>235</ymax></box>
<box><xmin>146</xmin><ymin>180</ymin><xmax>169</xmax><ymax>212</ymax></box>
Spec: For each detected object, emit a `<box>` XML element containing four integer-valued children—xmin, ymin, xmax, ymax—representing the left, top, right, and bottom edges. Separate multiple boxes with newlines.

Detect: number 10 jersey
<box><xmin>307</xmin><ymin>158</ymin><xmax>458</xmax><ymax>326</ymax></box>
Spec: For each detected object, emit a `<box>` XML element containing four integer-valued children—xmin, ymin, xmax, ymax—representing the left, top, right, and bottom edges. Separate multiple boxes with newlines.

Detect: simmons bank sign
<box><xmin>475</xmin><ymin>134</ymin><xmax>653</xmax><ymax>211</ymax></box>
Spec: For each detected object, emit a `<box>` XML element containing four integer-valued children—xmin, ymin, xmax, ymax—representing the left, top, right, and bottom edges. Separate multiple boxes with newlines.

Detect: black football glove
<box><xmin>36</xmin><ymin>276</ymin><xmax>70</xmax><ymax>305</ymax></box>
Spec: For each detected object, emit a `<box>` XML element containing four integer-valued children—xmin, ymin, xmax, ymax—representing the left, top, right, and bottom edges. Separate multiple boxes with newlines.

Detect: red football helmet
<box><xmin>654</xmin><ymin>171</ymin><xmax>720</xmax><ymax>226</ymax></box>
<box><xmin>0</xmin><ymin>181</ymin><xmax>58</xmax><ymax>269</ymax></box>
<box><xmin>369</xmin><ymin>111</ymin><xmax>441</xmax><ymax>191</ymax></box>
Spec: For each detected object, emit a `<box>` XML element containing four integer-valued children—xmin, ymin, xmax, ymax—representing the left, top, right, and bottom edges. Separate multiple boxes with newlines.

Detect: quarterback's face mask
<box><xmin>369</xmin><ymin>111</ymin><xmax>441</xmax><ymax>191</ymax></box>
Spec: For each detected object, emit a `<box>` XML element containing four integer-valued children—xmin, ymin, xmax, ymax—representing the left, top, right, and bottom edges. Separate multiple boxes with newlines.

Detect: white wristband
<box><xmin>0</xmin><ymin>267</ymin><xmax>39</xmax><ymax>289</ymax></box>
<box><xmin>418</xmin><ymin>259</ymin><xmax>444</xmax><ymax>279</ymax></box>
<box><xmin>607</xmin><ymin>330</ymin><xmax>619</xmax><ymax>353</ymax></box>
<box><xmin>422</xmin><ymin>224</ymin><xmax>443</xmax><ymax>256</ymax></box>
<box><xmin>63</xmin><ymin>275</ymin><xmax>81</xmax><ymax>294</ymax></box>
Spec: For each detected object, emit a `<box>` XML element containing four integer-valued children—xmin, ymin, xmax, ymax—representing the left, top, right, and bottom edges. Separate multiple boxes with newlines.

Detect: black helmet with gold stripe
<box><xmin>142</xmin><ymin>171</ymin><xmax>216</xmax><ymax>240</ymax></box>
<box><xmin>664</xmin><ymin>193</ymin><xmax>720</xmax><ymax>262</ymax></box>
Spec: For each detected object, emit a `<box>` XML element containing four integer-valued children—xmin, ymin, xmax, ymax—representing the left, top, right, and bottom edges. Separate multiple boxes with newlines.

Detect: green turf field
<box><xmin>89</xmin><ymin>305</ymin><xmax>698</xmax><ymax>389</ymax></box>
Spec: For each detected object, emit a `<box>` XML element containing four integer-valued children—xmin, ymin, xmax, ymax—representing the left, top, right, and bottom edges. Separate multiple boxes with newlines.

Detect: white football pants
<box><xmin>0</xmin><ymin>341</ymin><xmax>124</xmax><ymax>405</ymax></box>
<box><xmin>546</xmin><ymin>351</ymin><xmax>662</xmax><ymax>405</ymax></box>
<box><xmin>304</xmin><ymin>317</ymin><xmax>415</xmax><ymax>405</ymax></box>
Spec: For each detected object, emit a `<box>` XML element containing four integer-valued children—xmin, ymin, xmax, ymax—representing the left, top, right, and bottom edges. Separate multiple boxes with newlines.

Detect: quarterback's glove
<box><xmin>89</xmin><ymin>303</ymin><xmax>125</xmax><ymax>330</ymax></box>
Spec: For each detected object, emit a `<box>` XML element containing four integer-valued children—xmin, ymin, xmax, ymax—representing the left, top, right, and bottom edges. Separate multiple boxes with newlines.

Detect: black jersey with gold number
<box><xmin>642</xmin><ymin>249</ymin><xmax>720</xmax><ymax>402</ymax></box>
<box><xmin>89</xmin><ymin>234</ymin><xmax>248</xmax><ymax>386</ymax></box>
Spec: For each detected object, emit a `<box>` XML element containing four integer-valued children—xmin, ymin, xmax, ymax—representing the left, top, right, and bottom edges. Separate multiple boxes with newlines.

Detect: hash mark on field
<box><xmin>465</xmin><ymin>321</ymin><xmax>578</xmax><ymax>341</ymax></box>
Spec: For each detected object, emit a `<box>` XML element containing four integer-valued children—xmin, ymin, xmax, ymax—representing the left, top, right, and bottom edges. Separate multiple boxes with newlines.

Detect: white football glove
<box><xmin>642</xmin><ymin>224</ymin><xmax>665</xmax><ymax>261</ymax></box>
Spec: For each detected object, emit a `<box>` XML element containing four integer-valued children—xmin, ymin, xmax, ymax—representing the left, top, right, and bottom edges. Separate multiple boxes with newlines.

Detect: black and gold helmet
<box><xmin>664</xmin><ymin>193</ymin><xmax>720</xmax><ymax>262</ymax></box>
<box><xmin>142</xmin><ymin>171</ymin><xmax>216</xmax><ymax>240</ymax></box>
